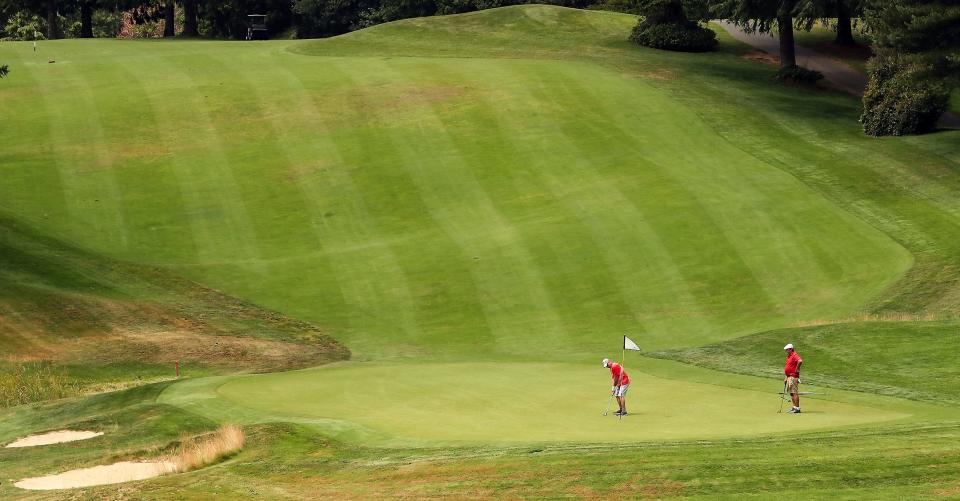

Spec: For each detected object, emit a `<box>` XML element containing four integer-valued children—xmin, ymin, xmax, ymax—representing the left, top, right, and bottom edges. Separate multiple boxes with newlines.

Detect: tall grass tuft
<box><xmin>0</xmin><ymin>362</ymin><xmax>77</xmax><ymax>407</ymax></box>
<box><xmin>171</xmin><ymin>424</ymin><xmax>246</xmax><ymax>472</ymax></box>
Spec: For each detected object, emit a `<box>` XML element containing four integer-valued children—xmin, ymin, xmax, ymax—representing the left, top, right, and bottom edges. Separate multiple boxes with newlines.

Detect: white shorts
<box><xmin>614</xmin><ymin>384</ymin><xmax>629</xmax><ymax>397</ymax></box>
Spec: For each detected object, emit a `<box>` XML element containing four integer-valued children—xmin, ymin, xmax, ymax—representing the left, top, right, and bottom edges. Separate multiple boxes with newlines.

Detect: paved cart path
<box><xmin>717</xmin><ymin>21</ymin><xmax>960</xmax><ymax>128</ymax></box>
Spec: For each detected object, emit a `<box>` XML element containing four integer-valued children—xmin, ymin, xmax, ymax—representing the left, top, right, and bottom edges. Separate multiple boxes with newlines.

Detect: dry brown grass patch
<box><xmin>793</xmin><ymin>311</ymin><xmax>952</xmax><ymax>328</ymax></box>
<box><xmin>934</xmin><ymin>484</ymin><xmax>960</xmax><ymax>497</ymax></box>
<box><xmin>0</xmin><ymin>362</ymin><xmax>78</xmax><ymax>407</ymax></box>
<box><xmin>171</xmin><ymin>424</ymin><xmax>246</xmax><ymax>473</ymax></box>
<box><xmin>611</xmin><ymin>476</ymin><xmax>684</xmax><ymax>499</ymax></box>
<box><xmin>741</xmin><ymin>50</ymin><xmax>779</xmax><ymax>65</ymax></box>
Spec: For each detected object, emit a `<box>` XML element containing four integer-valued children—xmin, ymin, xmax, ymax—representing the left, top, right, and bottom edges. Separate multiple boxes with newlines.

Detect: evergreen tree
<box><xmin>795</xmin><ymin>0</ymin><xmax>864</xmax><ymax>46</ymax></box>
<box><xmin>860</xmin><ymin>0</ymin><xmax>960</xmax><ymax>135</ymax></box>
<box><xmin>712</xmin><ymin>0</ymin><xmax>800</xmax><ymax>68</ymax></box>
<box><xmin>630</xmin><ymin>0</ymin><xmax>717</xmax><ymax>52</ymax></box>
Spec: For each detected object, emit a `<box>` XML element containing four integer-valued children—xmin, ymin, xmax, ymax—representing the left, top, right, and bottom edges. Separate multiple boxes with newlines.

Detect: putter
<box><xmin>778</xmin><ymin>380</ymin><xmax>788</xmax><ymax>413</ymax></box>
<box><xmin>603</xmin><ymin>392</ymin><xmax>614</xmax><ymax>416</ymax></box>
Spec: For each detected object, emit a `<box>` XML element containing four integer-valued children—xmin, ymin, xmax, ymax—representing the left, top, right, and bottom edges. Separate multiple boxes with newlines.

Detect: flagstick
<box><xmin>620</xmin><ymin>336</ymin><xmax>627</xmax><ymax>367</ymax></box>
<box><xmin>620</xmin><ymin>336</ymin><xmax>626</xmax><ymax>420</ymax></box>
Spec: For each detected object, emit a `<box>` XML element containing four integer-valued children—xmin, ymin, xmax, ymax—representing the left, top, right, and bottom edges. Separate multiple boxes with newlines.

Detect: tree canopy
<box><xmin>860</xmin><ymin>0</ymin><xmax>959</xmax><ymax>136</ymax></box>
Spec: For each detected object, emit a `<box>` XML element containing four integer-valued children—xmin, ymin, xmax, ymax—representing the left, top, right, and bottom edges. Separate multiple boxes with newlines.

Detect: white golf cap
<box><xmin>784</xmin><ymin>343</ymin><xmax>794</xmax><ymax>350</ymax></box>
<box><xmin>602</xmin><ymin>358</ymin><xmax>610</xmax><ymax>367</ymax></box>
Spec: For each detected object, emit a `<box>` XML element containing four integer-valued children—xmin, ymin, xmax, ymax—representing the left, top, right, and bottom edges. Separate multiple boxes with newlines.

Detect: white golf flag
<box><xmin>624</xmin><ymin>335</ymin><xmax>641</xmax><ymax>351</ymax></box>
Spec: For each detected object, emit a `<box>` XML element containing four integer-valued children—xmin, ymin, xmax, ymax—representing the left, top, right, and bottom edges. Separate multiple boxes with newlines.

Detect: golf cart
<box><xmin>246</xmin><ymin>14</ymin><xmax>268</xmax><ymax>40</ymax></box>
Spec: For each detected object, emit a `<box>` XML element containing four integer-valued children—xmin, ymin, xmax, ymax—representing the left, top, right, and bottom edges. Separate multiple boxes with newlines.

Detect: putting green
<box><xmin>201</xmin><ymin>362</ymin><xmax>908</xmax><ymax>445</ymax></box>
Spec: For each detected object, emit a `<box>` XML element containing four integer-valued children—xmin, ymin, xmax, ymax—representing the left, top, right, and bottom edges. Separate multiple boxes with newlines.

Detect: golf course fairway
<box><xmin>3</xmin><ymin>4</ymin><xmax>960</xmax><ymax>498</ymax></box>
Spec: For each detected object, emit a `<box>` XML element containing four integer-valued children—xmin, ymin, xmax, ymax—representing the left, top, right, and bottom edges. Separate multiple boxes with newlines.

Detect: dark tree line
<box><xmin>635</xmin><ymin>0</ymin><xmax>956</xmax><ymax>135</ymax></box>
<box><xmin>0</xmin><ymin>0</ymin><xmax>595</xmax><ymax>40</ymax></box>
<box><xmin>0</xmin><ymin>0</ymin><xmax>292</xmax><ymax>39</ymax></box>
<box><xmin>629</xmin><ymin>0</ymin><xmax>864</xmax><ymax>70</ymax></box>
<box><xmin>711</xmin><ymin>0</ymin><xmax>864</xmax><ymax>70</ymax></box>
<box><xmin>2</xmin><ymin>0</ymin><xmax>955</xmax><ymax>134</ymax></box>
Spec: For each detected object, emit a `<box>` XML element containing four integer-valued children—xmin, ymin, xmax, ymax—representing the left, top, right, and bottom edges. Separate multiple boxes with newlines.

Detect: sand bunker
<box><xmin>5</xmin><ymin>430</ymin><xmax>104</xmax><ymax>448</ymax></box>
<box><xmin>14</xmin><ymin>461</ymin><xmax>177</xmax><ymax>490</ymax></box>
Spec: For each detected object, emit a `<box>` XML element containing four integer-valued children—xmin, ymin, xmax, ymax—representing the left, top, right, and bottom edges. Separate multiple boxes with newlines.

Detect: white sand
<box><xmin>5</xmin><ymin>430</ymin><xmax>104</xmax><ymax>448</ymax></box>
<box><xmin>14</xmin><ymin>461</ymin><xmax>178</xmax><ymax>490</ymax></box>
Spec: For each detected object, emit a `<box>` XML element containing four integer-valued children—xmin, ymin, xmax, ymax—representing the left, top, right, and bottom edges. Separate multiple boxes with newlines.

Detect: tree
<box><xmin>834</xmin><ymin>0</ymin><xmax>858</xmax><ymax>46</ymax></box>
<box><xmin>0</xmin><ymin>65</ymin><xmax>8</xmax><ymax>78</ymax></box>
<box><xmin>795</xmin><ymin>0</ymin><xmax>863</xmax><ymax>46</ymax></box>
<box><xmin>78</xmin><ymin>0</ymin><xmax>93</xmax><ymax>37</ymax></box>
<box><xmin>860</xmin><ymin>0</ymin><xmax>960</xmax><ymax>135</ymax></box>
<box><xmin>164</xmin><ymin>0</ymin><xmax>174</xmax><ymax>36</ymax></box>
<box><xmin>630</xmin><ymin>0</ymin><xmax>717</xmax><ymax>52</ymax></box>
<box><xmin>182</xmin><ymin>0</ymin><xmax>198</xmax><ymax>35</ymax></box>
<box><xmin>44</xmin><ymin>0</ymin><xmax>62</xmax><ymax>38</ymax></box>
<box><xmin>712</xmin><ymin>0</ymin><xmax>800</xmax><ymax>68</ymax></box>
<box><xmin>293</xmin><ymin>0</ymin><xmax>376</xmax><ymax>38</ymax></box>
<box><xmin>200</xmin><ymin>0</ymin><xmax>294</xmax><ymax>39</ymax></box>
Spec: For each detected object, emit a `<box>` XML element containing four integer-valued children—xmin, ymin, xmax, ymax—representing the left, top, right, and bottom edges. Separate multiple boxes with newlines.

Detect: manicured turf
<box><xmin>3</xmin><ymin>5</ymin><xmax>960</xmax><ymax>498</ymax></box>
<box><xmin>0</xmin><ymin>8</ymin><xmax>910</xmax><ymax>363</ymax></box>
<box><xmin>1</xmin><ymin>385</ymin><xmax>958</xmax><ymax>499</ymax></box>
<box><xmin>210</xmin><ymin>361</ymin><xmax>922</xmax><ymax>445</ymax></box>
<box><xmin>653</xmin><ymin>320</ymin><xmax>960</xmax><ymax>404</ymax></box>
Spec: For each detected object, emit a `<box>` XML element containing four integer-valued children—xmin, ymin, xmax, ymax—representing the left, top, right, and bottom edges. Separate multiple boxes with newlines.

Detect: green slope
<box><xmin>652</xmin><ymin>320</ymin><xmax>960</xmax><ymax>404</ymax></box>
<box><xmin>0</xmin><ymin>7</ymin><xmax>910</xmax><ymax>363</ymax></box>
<box><xmin>2</xmin><ymin>5</ymin><xmax>960</xmax><ymax>497</ymax></box>
<box><xmin>0</xmin><ymin>213</ymin><xmax>348</xmax><ymax>406</ymax></box>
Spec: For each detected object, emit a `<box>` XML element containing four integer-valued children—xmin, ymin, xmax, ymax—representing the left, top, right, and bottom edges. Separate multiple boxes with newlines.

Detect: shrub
<box><xmin>630</xmin><ymin>21</ymin><xmax>716</xmax><ymax>52</ymax></box>
<box><xmin>629</xmin><ymin>0</ymin><xmax>715</xmax><ymax>52</ymax></box>
<box><xmin>66</xmin><ymin>10</ymin><xmax>124</xmax><ymax>38</ymax></box>
<box><xmin>775</xmin><ymin>65</ymin><xmax>824</xmax><ymax>85</ymax></box>
<box><xmin>587</xmin><ymin>0</ymin><xmax>641</xmax><ymax>14</ymax></box>
<box><xmin>435</xmin><ymin>0</ymin><xmax>508</xmax><ymax>15</ymax></box>
<box><xmin>861</xmin><ymin>53</ymin><xmax>950</xmax><ymax>137</ymax></box>
<box><xmin>118</xmin><ymin>5</ymin><xmax>166</xmax><ymax>38</ymax></box>
<box><xmin>3</xmin><ymin>11</ymin><xmax>46</xmax><ymax>41</ymax></box>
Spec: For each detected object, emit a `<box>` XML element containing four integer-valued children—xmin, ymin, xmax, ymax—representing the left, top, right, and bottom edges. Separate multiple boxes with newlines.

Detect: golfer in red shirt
<box><xmin>602</xmin><ymin>358</ymin><xmax>630</xmax><ymax>416</ymax></box>
<box><xmin>783</xmin><ymin>343</ymin><xmax>803</xmax><ymax>414</ymax></box>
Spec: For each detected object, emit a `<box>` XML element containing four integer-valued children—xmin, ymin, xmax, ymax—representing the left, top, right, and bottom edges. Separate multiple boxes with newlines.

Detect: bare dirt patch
<box><xmin>741</xmin><ymin>50</ymin><xmax>779</xmax><ymax>65</ymax></box>
<box><xmin>14</xmin><ymin>461</ymin><xmax>176</xmax><ymax>490</ymax></box>
<box><xmin>5</xmin><ymin>430</ymin><xmax>103</xmax><ymax>448</ymax></box>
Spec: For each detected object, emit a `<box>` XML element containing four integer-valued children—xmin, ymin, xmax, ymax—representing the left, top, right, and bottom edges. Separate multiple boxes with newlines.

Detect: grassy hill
<box><xmin>0</xmin><ymin>7</ymin><xmax>912</xmax><ymax>361</ymax></box>
<box><xmin>2</xmin><ymin>5</ymin><xmax>960</xmax><ymax>498</ymax></box>
<box><xmin>0</xmin><ymin>213</ymin><xmax>348</xmax><ymax>406</ymax></box>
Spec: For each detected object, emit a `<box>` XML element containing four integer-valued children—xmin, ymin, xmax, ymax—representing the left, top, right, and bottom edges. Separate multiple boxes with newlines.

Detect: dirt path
<box><xmin>716</xmin><ymin>21</ymin><xmax>960</xmax><ymax>129</ymax></box>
